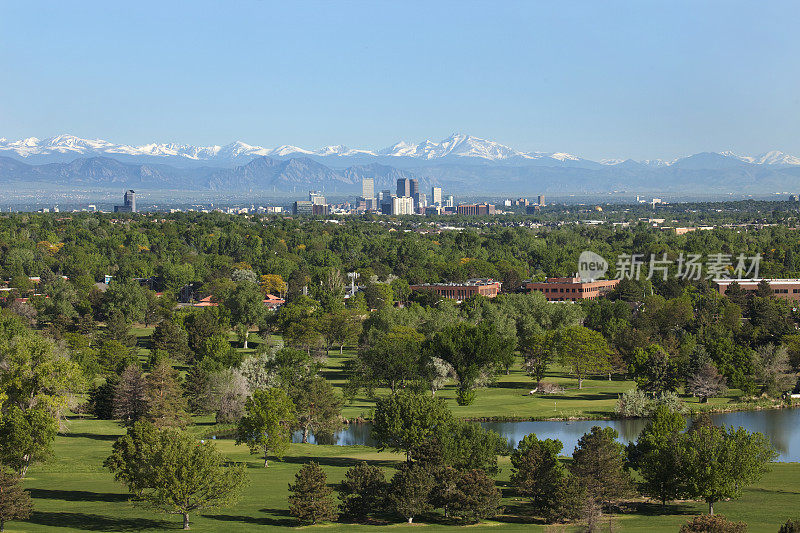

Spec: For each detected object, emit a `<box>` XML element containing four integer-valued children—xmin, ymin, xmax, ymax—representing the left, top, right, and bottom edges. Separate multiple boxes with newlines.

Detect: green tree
<box><xmin>424</xmin><ymin>321</ymin><xmax>515</xmax><ymax>405</ymax></box>
<box><xmin>87</xmin><ymin>375</ymin><xmax>118</xmax><ymax>419</ymax></box>
<box><xmin>338</xmin><ymin>462</ymin><xmax>387</xmax><ymax>521</ymax></box>
<box><xmin>570</xmin><ymin>426</ymin><xmax>632</xmax><ymax>504</ymax></box>
<box><xmin>104</xmin><ymin>420</ymin><xmax>160</xmax><ymax>497</ymax></box>
<box><xmin>98</xmin><ymin>339</ymin><xmax>138</xmax><ymax>375</ymax></box>
<box><xmin>290</xmin><ymin>376</ymin><xmax>342</xmax><ymax>444</ymax></box>
<box><xmin>145</xmin><ymin>360</ymin><xmax>189</xmax><ymax>428</ymax></box>
<box><xmin>629</xmin><ymin>344</ymin><xmax>681</xmax><ymax>395</ymax></box>
<box><xmin>0</xmin><ymin>405</ymin><xmax>57</xmax><ymax>476</ymax></box>
<box><xmin>319</xmin><ymin>310</ymin><xmax>362</xmax><ymax>354</ymax></box>
<box><xmin>236</xmin><ymin>388</ymin><xmax>295</xmax><ymax>467</ymax></box>
<box><xmin>103</xmin><ymin>279</ymin><xmax>149</xmax><ymax>323</ymax></box>
<box><xmin>389</xmin><ymin>463</ymin><xmax>433</xmax><ymax>524</ymax></box>
<box><xmin>0</xmin><ymin>468</ymin><xmax>33</xmax><ymax>532</ymax></box>
<box><xmin>349</xmin><ymin>325</ymin><xmax>426</xmax><ymax>395</ymax></box>
<box><xmin>682</xmin><ymin>425</ymin><xmax>777</xmax><ymax>514</ymax></box>
<box><xmin>550</xmin><ymin>326</ymin><xmax>612</xmax><ymax>389</ymax></box>
<box><xmin>151</xmin><ymin>320</ymin><xmax>191</xmax><ymax>363</ymax></box>
<box><xmin>627</xmin><ymin>405</ymin><xmax>687</xmax><ymax>509</ymax></box>
<box><xmin>446</xmin><ymin>469</ymin><xmax>501</xmax><ymax>523</ymax></box>
<box><xmin>224</xmin><ymin>281</ymin><xmax>267</xmax><ymax>349</ymax></box>
<box><xmin>106</xmin><ymin>425</ymin><xmax>246</xmax><ymax>530</ymax></box>
<box><xmin>510</xmin><ymin>433</ymin><xmax>566</xmax><ymax>518</ymax></box>
<box><xmin>363</xmin><ymin>281</ymin><xmax>393</xmax><ymax>310</ymax></box>
<box><xmin>520</xmin><ymin>333</ymin><xmax>553</xmax><ymax>388</ymax></box>
<box><xmin>288</xmin><ymin>462</ymin><xmax>338</xmax><ymax>524</ymax></box>
<box><xmin>372</xmin><ymin>391</ymin><xmax>452</xmax><ymax>461</ymax></box>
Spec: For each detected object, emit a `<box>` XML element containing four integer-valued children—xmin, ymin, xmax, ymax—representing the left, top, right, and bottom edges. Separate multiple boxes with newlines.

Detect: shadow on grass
<box><xmin>279</xmin><ymin>455</ymin><xmax>400</xmax><ymax>469</ymax></box>
<box><xmin>29</xmin><ymin>511</ymin><xmax>175</xmax><ymax>531</ymax></box>
<box><xmin>28</xmin><ymin>488</ymin><xmax>128</xmax><ymax>503</ymax></box>
<box><xmin>546</xmin><ymin>392</ymin><xmax>620</xmax><ymax>401</ymax></box>
<box><xmin>624</xmin><ymin>501</ymin><xmax>697</xmax><ymax>516</ymax></box>
<box><xmin>205</xmin><ymin>508</ymin><xmax>295</xmax><ymax>527</ymax></box>
<box><xmin>58</xmin><ymin>431</ymin><xmax>120</xmax><ymax>441</ymax></box>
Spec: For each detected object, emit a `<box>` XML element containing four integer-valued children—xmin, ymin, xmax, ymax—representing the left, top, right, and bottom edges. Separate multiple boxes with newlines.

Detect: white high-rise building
<box><xmin>431</xmin><ymin>186</ymin><xmax>442</xmax><ymax>205</ymax></box>
<box><xmin>309</xmin><ymin>191</ymin><xmax>326</xmax><ymax>205</ymax></box>
<box><xmin>392</xmin><ymin>196</ymin><xmax>414</xmax><ymax>215</ymax></box>
<box><xmin>446</xmin><ymin>195</ymin><xmax>454</xmax><ymax>208</ymax></box>
<box><xmin>362</xmin><ymin>178</ymin><xmax>374</xmax><ymax>199</ymax></box>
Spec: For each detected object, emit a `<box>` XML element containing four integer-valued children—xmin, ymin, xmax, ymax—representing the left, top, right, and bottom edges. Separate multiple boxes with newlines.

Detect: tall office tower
<box><xmin>396</xmin><ymin>178</ymin><xmax>411</xmax><ymax>198</ymax></box>
<box><xmin>309</xmin><ymin>191</ymin><xmax>326</xmax><ymax>205</ymax></box>
<box><xmin>380</xmin><ymin>189</ymin><xmax>391</xmax><ymax>201</ymax></box>
<box><xmin>410</xmin><ymin>179</ymin><xmax>419</xmax><ymax>198</ymax></box>
<box><xmin>446</xmin><ymin>195</ymin><xmax>454</xmax><ymax>208</ymax></box>
<box><xmin>124</xmin><ymin>190</ymin><xmax>136</xmax><ymax>212</ymax></box>
<box><xmin>538</xmin><ymin>194</ymin><xmax>545</xmax><ymax>207</ymax></box>
<box><xmin>392</xmin><ymin>196</ymin><xmax>415</xmax><ymax>215</ymax></box>
<box><xmin>414</xmin><ymin>193</ymin><xmax>427</xmax><ymax>209</ymax></box>
<box><xmin>431</xmin><ymin>186</ymin><xmax>442</xmax><ymax>205</ymax></box>
<box><xmin>115</xmin><ymin>190</ymin><xmax>136</xmax><ymax>213</ymax></box>
<box><xmin>362</xmin><ymin>178</ymin><xmax>374</xmax><ymax>199</ymax></box>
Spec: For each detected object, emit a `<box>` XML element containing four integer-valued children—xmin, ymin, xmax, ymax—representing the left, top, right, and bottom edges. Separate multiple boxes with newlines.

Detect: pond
<box><xmin>292</xmin><ymin>408</ymin><xmax>800</xmax><ymax>462</ymax></box>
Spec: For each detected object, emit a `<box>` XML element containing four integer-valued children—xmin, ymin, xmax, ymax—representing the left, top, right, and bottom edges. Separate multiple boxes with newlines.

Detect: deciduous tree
<box><xmin>236</xmin><ymin>388</ymin><xmax>295</xmax><ymax>467</ymax></box>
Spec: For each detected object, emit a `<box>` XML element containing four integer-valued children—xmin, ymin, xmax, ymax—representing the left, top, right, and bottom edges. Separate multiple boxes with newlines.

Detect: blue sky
<box><xmin>1</xmin><ymin>1</ymin><xmax>798</xmax><ymax>160</ymax></box>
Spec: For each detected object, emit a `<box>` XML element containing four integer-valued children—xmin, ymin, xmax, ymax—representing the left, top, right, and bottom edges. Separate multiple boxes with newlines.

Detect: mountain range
<box><xmin>1</xmin><ymin>133</ymin><xmax>800</xmax><ymax>195</ymax></box>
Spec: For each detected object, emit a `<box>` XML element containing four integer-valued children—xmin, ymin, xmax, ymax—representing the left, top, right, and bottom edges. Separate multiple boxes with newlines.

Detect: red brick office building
<box><xmin>523</xmin><ymin>276</ymin><xmax>619</xmax><ymax>302</ymax></box>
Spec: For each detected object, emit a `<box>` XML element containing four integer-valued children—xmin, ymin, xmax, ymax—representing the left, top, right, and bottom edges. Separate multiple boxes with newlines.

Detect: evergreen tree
<box><xmin>338</xmin><ymin>462</ymin><xmax>387</xmax><ymax>521</ymax></box>
<box><xmin>88</xmin><ymin>375</ymin><xmax>119</xmax><ymax>419</ymax></box>
<box><xmin>113</xmin><ymin>364</ymin><xmax>149</xmax><ymax>425</ymax></box>
<box><xmin>288</xmin><ymin>462</ymin><xmax>337</xmax><ymax>524</ymax></box>
<box><xmin>151</xmin><ymin>320</ymin><xmax>191</xmax><ymax>363</ymax></box>
<box><xmin>510</xmin><ymin>433</ymin><xmax>566</xmax><ymax>518</ymax></box>
<box><xmin>145</xmin><ymin>360</ymin><xmax>189</xmax><ymax>428</ymax></box>
<box><xmin>570</xmin><ymin>426</ymin><xmax>632</xmax><ymax>505</ymax></box>
<box><xmin>0</xmin><ymin>469</ymin><xmax>33</xmax><ymax>532</ymax></box>
<box><xmin>389</xmin><ymin>463</ymin><xmax>434</xmax><ymax>524</ymax></box>
<box><xmin>447</xmin><ymin>469</ymin><xmax>501</xmax><ymax>523</ymax></box>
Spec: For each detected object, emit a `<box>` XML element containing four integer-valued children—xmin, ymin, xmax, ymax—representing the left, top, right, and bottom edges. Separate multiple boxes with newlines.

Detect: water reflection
<box><xmin>292</xmin><ymin>408</ymin><xmax>800</xmax><ymax>462</ymax></box>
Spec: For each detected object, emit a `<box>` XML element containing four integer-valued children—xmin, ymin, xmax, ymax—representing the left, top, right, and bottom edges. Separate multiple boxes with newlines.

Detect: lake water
<box><xmin>292</xmin><ymin>408</ymin><xmax>800</xmax><ymax>462</ymax></box>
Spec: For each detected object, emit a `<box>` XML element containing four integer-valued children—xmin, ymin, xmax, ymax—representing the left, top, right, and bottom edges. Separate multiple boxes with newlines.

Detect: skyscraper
<box><xmin>396</xmin><ymin>178</ymin><xmax>411</xmax><ymax>198</ymax></box>
<box><xmin>538</xmin><ymin>194</ymin><xmax>545</xmax><ymax>207</ymax></box>
<box><xmin>392</xmin><ymin>196</ymin><xmax>414</xmax><ymax>215</ymax></box>
<box><xmin>362</xmin><ymin>178</ymin><xmax>374</xmax><ymax>199</ymax></box>
<box><xmin>431</xmin><ymin>187</ymin><xmax>442</xmax><ymax>205</ymax></box>
<box><xmin>410</xmin><ymin>179</ymin><xmax>419</xmax><ymax>198</ymax></box>
<box><xmin>114</xmin><ymin>190</ymin><xmax>136</xmax><ymax>213</ymax></box>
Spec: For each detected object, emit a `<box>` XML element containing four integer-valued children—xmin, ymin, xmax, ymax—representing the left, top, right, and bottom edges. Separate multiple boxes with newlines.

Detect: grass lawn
<box><xmin>11</xmin><ymin>417</ymin><xmax>800</xmax><ymax>532</ymax></box>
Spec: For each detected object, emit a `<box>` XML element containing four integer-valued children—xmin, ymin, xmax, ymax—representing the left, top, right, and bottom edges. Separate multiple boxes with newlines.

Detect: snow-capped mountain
<box><xmin>1</xmin><ymin>133</ymin><xmax>799</xmax><ymax>170</ymax></box>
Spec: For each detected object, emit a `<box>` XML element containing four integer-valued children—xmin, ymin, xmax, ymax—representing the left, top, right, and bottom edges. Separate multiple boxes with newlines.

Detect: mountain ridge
<box><xmin>2</xmin><ymin>133</ymin><xmax>798</xmax><ymax>170</ymax></box>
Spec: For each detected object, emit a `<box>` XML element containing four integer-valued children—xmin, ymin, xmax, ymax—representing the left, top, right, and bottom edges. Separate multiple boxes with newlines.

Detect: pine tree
<box><xmin>113</xmin><ymin>364</ymin><xmax>149</xmax><ymax>425</ymax></box>
<box><xmin>571</xmin><ymin>426</ymin><xmax>632</xmax><ymax>505</ymax></box>
<box><xmin>338</xmin><ymin>461</ymin><xmax>387</xmax><ymax>521</ymax></box>
<box><xmin>510</xmin><ymin>434</ymin><xmax>566</xmax><ymax>518</ymax></box>
<box><xmin>288</xmin><ymin>462</ymin><xmax>337</xmax><ymax>524</ymax></box>
<box><xmin>146</xmin><ymin>360</ymin><xmax>189</xmax><ymax>428</ymax></box>
<box><xmin>390</xmin><ymin>463</ymin><xmax>434</xmax><ymax>524</ymax></box>
<box><xmin>0</xmin><ymin>469</ymin><xmax>33</xmax><ymax>532</ymax></box>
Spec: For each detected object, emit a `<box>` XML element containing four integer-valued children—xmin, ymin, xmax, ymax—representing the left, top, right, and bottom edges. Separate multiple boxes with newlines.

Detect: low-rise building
<box><xmin>410</xmin><ymin>278</ymin><xmax>501</xmax><ymax>300</ymax></box>
<box><xmin>523</xmin><ymin>276</ymin><xmax>619</xmax><ymax>302</ymax></box>
<box><xmin>456</xmin><ymin>203</ymin><xmax>496</xmax><ymax>216</ymax></box>
<box><xmin>715</xmin><ymin>278</ymin><xmax>800</xmax><ymax>302</ymax></box>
